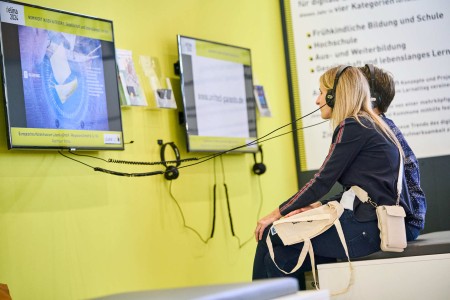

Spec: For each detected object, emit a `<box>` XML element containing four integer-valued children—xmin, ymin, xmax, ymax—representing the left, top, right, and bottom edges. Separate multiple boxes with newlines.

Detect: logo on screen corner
<box><xmin>1</xmin><ymin>3</ymin><xmax>24</xmax><ymax>25</ymax></box>
<box><xmin>181</xmin><ymin>39</ymin><xmax>195</xmax><ymax>55</ymax></box>
<box><xmin>5</xmin><ymin>6</ymin><xmax>19</xmax><ymax>21</ymax></box>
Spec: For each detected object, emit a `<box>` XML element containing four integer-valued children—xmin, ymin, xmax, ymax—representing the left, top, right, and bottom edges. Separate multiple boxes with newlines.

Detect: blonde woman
<box><xmin>252</xmin><ymin>66</ymin><xmax>409</xmax><ymax>284</ymax></box>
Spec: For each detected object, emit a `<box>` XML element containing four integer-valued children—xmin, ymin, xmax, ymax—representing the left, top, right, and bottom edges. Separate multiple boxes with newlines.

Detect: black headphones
<box><xmin>325</xmin><ymin>65</ymin><xmax>351</xmax><ymax>108</ymax></box>
<box><xmin>252</xmin><ymin>146</ymin><xmax>266</xmax><ymax>175</ymax></box>
<box><xmin>160</xmin><ymin>142</ymin><xmax>181</xmax><ymax>180</ymax></box>
<box><xmin>365</xmin><ymin>64</ymin><xmax>381</xmax><ymax>108</ymax></box>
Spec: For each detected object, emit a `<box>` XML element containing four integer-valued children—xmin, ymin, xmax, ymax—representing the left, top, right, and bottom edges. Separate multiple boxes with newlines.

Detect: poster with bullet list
<box><xmin>282</xmin><ymin>0</ymin><xmax>450</xmax><ymax>171</ymax></box>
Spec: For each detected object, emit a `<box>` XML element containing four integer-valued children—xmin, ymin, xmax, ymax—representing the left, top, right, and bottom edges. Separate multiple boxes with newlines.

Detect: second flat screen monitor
<box><xmin>177</xmin><ymin>35</ymin><xmax>258</xmax><ymax>153</ymax></box>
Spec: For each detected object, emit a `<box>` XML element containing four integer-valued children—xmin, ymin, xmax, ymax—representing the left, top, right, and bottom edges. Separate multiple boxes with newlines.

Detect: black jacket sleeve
<box><xmin>279</xmin><ymin>118</ymin><xmax>366</xmax><ymax>215</ymax></box>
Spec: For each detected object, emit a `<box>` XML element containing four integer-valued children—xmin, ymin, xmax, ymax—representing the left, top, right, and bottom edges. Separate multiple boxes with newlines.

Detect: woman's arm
<box><xmin>279</xmin><ymin>118</ymin><xmax>366</xmax><ymax>215</ymax></box>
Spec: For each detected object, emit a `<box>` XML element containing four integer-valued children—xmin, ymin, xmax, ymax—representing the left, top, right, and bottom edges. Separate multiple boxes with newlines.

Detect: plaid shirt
<box><xmin>382</xmin><ymin>116</ymin><xmax>426</xmax><ymax>230</ymax></box>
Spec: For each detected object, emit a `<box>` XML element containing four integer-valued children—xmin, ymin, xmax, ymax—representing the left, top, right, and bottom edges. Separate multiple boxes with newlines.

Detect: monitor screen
<box><xmin>177</xmin><ymin>35</ymin><xmax>258</xmax><ymax>153</ymax></box>
<box><xmin>0</xmin><ymin>0</ymin><xmax>124</xmax><ymax>150</ymax></box>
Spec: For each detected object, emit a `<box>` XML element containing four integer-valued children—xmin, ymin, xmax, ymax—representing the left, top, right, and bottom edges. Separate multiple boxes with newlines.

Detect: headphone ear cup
<box><xmin>325</xmin><ymin>91</ymin><xmax>335</xmax><ymax>108</ymax></box>
<box><xmin>164</xmin><ymin>165</ymin><xmax>179</xmax><ymax>180</ymax></box>
<box><xmin>252</xmin><ymin>146</ymin><xmax>266</xmax><ymax>175</ymax></box>
<box><xmin>374</xmin><ymin>93</ymin><xmax>381</xmax><ymax>108</ymax></box>
<box><xmin>252</xmin><ymin>163</ymin><xmax>266</xmax><ymax>175</ymax></box>
<box><xmin>326</xmin><ymin>65</ymin><xmax>350</xmax><ymax>109</ymax></box>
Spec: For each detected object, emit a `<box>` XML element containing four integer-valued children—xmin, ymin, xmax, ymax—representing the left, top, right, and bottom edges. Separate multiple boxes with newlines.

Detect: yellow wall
<box><xmin>0</xmin><ymin>0</ymin><xmax>298</xmax><ymax>299</ymax></box>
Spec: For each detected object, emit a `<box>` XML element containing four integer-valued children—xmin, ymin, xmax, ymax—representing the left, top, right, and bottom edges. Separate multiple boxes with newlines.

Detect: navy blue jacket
<box><xmin>280</xmin><ymin>116</ymin><xmax>406</xmax><ymax>222</ymax></box>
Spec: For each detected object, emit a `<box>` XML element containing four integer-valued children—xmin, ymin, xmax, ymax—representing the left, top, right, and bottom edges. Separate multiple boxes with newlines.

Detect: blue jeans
<box><xmin>252</xmin><ymin>209</ymin><xmax>380</xmax><ymax>281</ymax></box>
<box><xmin>406</xmin><ymin>223</ymin><xmax>421</xmax><ymax>241</ymax></box>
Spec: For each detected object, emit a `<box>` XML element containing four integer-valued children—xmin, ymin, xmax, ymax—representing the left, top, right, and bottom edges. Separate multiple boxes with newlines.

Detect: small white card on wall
<box><xmin>254</xmin><ymin>85</ymin><xmax>272</xmax><ymax>117</ymax></box>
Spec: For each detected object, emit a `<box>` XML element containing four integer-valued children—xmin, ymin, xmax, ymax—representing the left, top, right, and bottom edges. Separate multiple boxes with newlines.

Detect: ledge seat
<box><xmin>317</xmin><ymin>231</ymin><xmax>450</xmax><ymax>299</ymax></box>
<box><xmin>352</xmin><ymin>230</ymin><xmax>450</xmax><ymax>261</ymax></box>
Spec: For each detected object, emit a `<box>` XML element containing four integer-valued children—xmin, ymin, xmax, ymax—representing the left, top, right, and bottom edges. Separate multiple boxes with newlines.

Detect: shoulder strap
<box><xmin>352</xmin><ymin>150</ymin><xmax>404</xmax><ymax>206</ymax></box>
<box><xmin>396</xmin><ymin>153</ymin><xmax>404</xmax><ymax>206</ymax></box>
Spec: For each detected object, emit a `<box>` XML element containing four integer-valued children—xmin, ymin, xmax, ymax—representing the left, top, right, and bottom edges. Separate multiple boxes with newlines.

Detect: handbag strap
<box><xmin>266</xmin><ymin>232</ymin><xmax>310</xmax><ymax>275</ymax></box>
<box><xmin>331</xmin><ymin>219</ymin><xmax>354</xmax><ymax>295</ymax></box>
<box><xmin>266</xmin><ymin>219</ymin><xmax>353</xmax><ymax>295</ymax></box>
<box><xmin>352</xmin><ymin>151</ymin><xmax>404</xmax><ymax>206</ymax></box>
<box><xmin>307</xmin><ymin>219</ymin><xmax>353</xmax><ymax>295</ymax></box>
<box><xmin>395</xmin><ymin>153</ymin><xmax>404</xmax><ymax>206</ymax></box>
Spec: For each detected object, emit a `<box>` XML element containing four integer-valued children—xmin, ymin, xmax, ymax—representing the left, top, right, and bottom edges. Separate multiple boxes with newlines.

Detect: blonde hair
<box><xmin>320</xmin><ymin>66</ymin><xmax>403</xmax><ymax>155</ymax></box>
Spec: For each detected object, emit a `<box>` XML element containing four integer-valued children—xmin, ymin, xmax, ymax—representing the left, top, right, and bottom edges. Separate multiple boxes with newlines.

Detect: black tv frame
<box><xmin>0</xmin><ymin>0</ymin><xmax>124</xmax><ymax>151</ymax></box>
<box><xmin>176</xmin><ymin>35</ymin><xmax>258</xmax><ymax>154</ymax></box>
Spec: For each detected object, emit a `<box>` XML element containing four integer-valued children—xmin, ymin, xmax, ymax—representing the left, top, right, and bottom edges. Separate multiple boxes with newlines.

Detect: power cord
<box><xmin>165</xmin><ymin>155</ymin><xmax>263</xmax><ymax>248</ymax></box>
<box><xmin>58</xmin><ymin>151</ymin><xmax>164</xmax><ymax>177</ymax></box>
<box><xmin>167</xmin><ymin>180</ymin><xmax>212</xmax><ymax>244</ymax></box>
<box><xmin>217</xmin><ymin>156</ymin><xmax>263</xmax><ymax>249</ymax></box>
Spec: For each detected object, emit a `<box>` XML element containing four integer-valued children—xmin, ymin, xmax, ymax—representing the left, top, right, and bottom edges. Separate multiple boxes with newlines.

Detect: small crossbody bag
<box><xmin>351</xmin><ymin>153</ymin><xmax>407</xmax><ymax>252</ymax></box>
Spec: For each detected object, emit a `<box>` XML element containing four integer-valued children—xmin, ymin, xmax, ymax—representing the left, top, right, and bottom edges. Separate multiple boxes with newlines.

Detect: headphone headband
<box><xmin>366</xmin><ymin>64</ymin><xmax>375</xmax><ymax>95</ymax></box>
<box><xmin>160</xmin><ymin>142</ymin><xmax>181</xmax><ymax>167</ymax></box>
<box><xmin>160</xmin><ymin>142</ymin><xmax>181</xmax><ymax>180</ymax></box>
<box><xmin>365</xmin><ymin>63</ymin><xmax>380</xmax><ymax>108</ymax></box>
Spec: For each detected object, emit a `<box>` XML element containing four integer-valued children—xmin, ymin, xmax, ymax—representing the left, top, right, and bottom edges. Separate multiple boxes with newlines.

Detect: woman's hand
<box><xmin>255</xmin><ymin>208</ymin><xmax>282</xmax><ymax>241</ymax></box>
<box><xmin>284</xmin><ymin>201</ymin><xmax>322</xmax><ymax>217</ymax></box>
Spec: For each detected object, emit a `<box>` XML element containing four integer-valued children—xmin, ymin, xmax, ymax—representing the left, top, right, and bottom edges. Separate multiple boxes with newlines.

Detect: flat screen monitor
<box><xmin>177</xmin><ymin>35</ymin><xmax>258</xmax><ymax>153</ymax></box>
<box><xmin>0</xmin><ymin>0</ymin><xmax>124</xmax><ymax>150</ymax></box>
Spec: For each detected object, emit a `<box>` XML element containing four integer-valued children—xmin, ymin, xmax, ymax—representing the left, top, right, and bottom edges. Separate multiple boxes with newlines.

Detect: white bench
<box><xmin>317</xmin><ymin>231</ymin><xmax>450</xmax><ymax>300</ymax></box>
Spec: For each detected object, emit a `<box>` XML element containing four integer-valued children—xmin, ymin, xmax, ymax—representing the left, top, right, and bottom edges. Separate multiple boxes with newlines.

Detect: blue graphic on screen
<box><xmin>19</xmin><ymin>26</ymin><xmax>109</xmax><ymax>130</ymax></box>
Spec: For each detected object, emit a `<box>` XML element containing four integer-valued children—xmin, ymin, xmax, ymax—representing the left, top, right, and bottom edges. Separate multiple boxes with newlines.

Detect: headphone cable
<box><xmin>59</xmin><ymin>106</ymin><xmax>328</xmax><ymax>176</ymax></box>
<box><xmin>177</xmin><ymin>117</ymin><xmax>328</xmax><ymax>171</ymax></box>
<box><xmin>168</xmin><ymin>180</ymin><xmax>212</xmax><ymax>244</ymax></box>
<box><xmin>219</xmin><ymin>156</ymin><xmax>262</xmax><ymax>248</ymax></box>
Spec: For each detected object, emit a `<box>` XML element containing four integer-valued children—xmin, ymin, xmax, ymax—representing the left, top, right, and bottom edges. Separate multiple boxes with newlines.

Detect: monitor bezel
<box><xmin>176</xmin><ymin>34</ymin><xmax>258</xmax><ymax>154</ymax></box>
<box><xmin>0</xmin><ymin>0</ymin><xmax>125</xmax><ymax>151</ymax></box>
